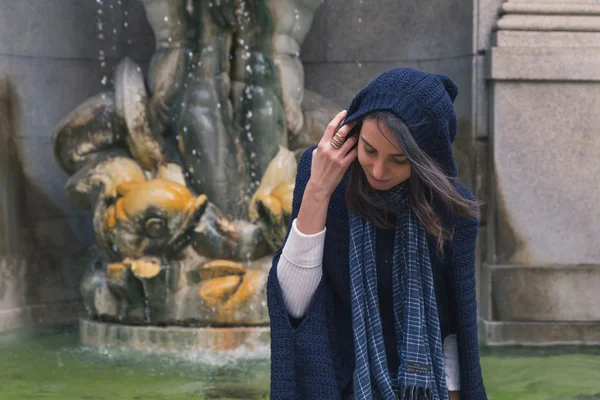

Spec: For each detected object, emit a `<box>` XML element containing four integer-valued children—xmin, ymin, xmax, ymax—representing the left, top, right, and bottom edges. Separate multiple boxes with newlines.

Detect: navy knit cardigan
<box><xmin>267</xmin><ymin>146</ymin><xmax>487</xmax><ymax>399</ymax></box>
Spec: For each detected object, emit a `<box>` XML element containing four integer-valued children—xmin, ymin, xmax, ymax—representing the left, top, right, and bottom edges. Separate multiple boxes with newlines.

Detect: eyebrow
<box><xmin>361</xmin><ymin>137</ymin><xmax>406</xmax><ymax>157</ymax></box>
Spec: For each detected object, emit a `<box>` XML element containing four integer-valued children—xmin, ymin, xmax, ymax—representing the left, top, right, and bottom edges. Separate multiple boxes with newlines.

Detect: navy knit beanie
<box><xmin>344</xmin><ymin>68</ymin><xmax>460</xmax><ymax>177</ymax></box>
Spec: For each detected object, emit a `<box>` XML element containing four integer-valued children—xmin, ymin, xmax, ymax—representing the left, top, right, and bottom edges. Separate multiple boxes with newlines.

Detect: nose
<box><xmin>371</xmin><ymin>159</ymin><xmax>386</xmax><ymax>180</ymax></box>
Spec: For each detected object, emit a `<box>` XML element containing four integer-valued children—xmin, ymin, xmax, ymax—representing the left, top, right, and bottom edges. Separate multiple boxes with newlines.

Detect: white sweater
<box><xmin>276</xmin><ymin>219</ymin><xmax>460</xmax><ymax>391</ymax></box>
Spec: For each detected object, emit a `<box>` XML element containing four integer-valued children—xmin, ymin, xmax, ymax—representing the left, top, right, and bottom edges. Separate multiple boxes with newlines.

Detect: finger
<box><xmin>335</xmin><ymin>120</ymin><xmax>357</xmax><ymax>141</ymax></box>
<box><xmin>342</xmin><ymin>148</ymin><xmax>358</xmax><ymax>166</ymax></box>
<box><xmin>339</xmin><ymin>134</ymin><xmax>358</xmax><ymax>155</ymax></box>
<box><xmin>322</xmin><ymin>110</ymin><xmax>347</xmax><ymax>142</ymax></box>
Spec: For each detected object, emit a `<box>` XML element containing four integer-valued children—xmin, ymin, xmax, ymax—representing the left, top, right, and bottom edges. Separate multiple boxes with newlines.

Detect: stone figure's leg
<box><xmin>139</xmin><ymin>0</ymin><xmax>193</xmax><ymax>134</ymax></box>
<box><xmin>53</xmin><ymin>92</ymin><xmax>127</xmax><ymax>175</ymax></box>
<box><xmin>115</xmin><ymin>58</ymin><xmax>166</xmax><ymax>171</ymax></box>
<box><xmin>178</xmin><ymin>0</ymin><xmax>243</xmax><ymax>219</ymax></box>
<box><xmin>270</xmin><ymin>0</ymin><xmax>322</xmax><ymax>136</ymax></box>
<box><xmin>230</xmin><ymin>0</ymin><xmax>286</xmax><ymax>209</ymax></box>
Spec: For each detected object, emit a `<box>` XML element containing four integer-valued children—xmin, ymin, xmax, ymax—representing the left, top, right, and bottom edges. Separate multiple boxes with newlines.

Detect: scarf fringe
<box><xmin>395</xmin><ymin>385</ymin><xmax>433</xmax><ymax>400</ymax></box>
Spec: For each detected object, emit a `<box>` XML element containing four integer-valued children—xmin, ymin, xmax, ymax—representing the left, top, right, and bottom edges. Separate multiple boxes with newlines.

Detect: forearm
<box><xmin>276</xmin><ymin>219</ymin><xmax>325</xmax><ymax>318</ymax></box>
<box><xmin>296</xmin><ymin>181</ymin><xmax>331</xmax><ymax>234</ymax></box>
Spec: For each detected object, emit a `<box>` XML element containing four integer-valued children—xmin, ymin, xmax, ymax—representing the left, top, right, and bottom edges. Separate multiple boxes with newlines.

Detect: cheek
<box><xmin>391</xmin><ymin>164</ymin><xmax>411</xmax><ymax>182</ymax></box>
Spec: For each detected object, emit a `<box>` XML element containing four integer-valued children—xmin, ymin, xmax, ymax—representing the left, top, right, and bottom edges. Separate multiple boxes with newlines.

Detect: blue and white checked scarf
<box><xmin>348</xmin><ymin>185</ymin><xmax>449</xmax><ymax>400</ymax></box>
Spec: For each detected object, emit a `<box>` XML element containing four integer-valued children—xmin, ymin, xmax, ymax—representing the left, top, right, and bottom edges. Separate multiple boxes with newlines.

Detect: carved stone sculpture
<box><xmin>53</xmin><ymin>0</ymin><xmax>338</xmax><ymax>327</ymax></box>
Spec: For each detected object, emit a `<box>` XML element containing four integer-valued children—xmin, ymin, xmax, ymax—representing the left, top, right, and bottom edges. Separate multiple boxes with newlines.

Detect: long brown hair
<box><xmin>345</xmin><ymin>111</ymin><xmax>479</xmax><ymax>252</ymax></box>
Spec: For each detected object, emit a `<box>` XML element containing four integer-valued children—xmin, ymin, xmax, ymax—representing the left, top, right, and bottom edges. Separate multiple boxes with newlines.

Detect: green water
<box><xmin>1</xmin><ymin>326</ymin><xmax>599</xmax><ymax>400</ymax></box>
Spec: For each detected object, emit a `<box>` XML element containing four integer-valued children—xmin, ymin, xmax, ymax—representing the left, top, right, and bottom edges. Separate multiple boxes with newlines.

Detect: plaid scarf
<box><xmin>348</xmin><ymin>184</ymin><xmax>449</xmax><ymax>400</ymax></box>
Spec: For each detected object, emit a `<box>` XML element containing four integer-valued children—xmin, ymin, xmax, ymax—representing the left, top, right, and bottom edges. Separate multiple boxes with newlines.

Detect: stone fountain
<box><xmin>52</xmin><ymin>0</ymin><xmax>338</xmax><ymax>352</ymax></box>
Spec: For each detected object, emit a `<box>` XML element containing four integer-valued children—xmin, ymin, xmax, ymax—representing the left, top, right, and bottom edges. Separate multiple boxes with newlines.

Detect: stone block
<box><xmin>494</xmin><ymin>30</ymin><xmax>600</xmax><ymax>48</ymax></box>
<box><xmin>15</xmin><ymin>137</ymin><xmax>76</xmax><ymax>218</ymax></box>
<box><xmin>480</xmin><ymin>320</ymin><xmax>600</xmax><ymax>346</ymax></box>
<box><xmin>0</xmin><ymin>0</ymin><xmax>126</xmax><ymax>60</ymax></box>
<box><xmin>32</xmin><ymin>215</ymin><xmax>95</xmax><ymax>252</ymax></box>
<box><xmin>300</xmin><ymin>4</ymin><xmax>327</xmax><ymax>63</ymax></box>
<box><xmin>325</xmin><ymin>0</ymin><xmax>472</xmax><ymax>63</ymax></box>
<box><xmin>452</xmin><ymin>133</ymin><xmax>475</xmax><ymax>192</ymax></box>
<box><xmin>474</xmin><ymin>139</ymin><xmax>489</xmax><ymax>223</ymax></box>
<box><xmin>0</xmin><ymin>252</ymin><xmax>82</xmax><ymax>311</ymax></box>
<box><xmin>304</xmin><ymin>61</ymin><xmax>419</xmax><ymax>109</ymax></box>
<box><xmin>497</xmin><ymin>15</ymin><xmax>600</xmax><ymax>32</ymax></box>
<box><xmin>0</xmin><ymin>301</ymin><xmax>81</xmax><ymax>333</ymax></box>
<box><xmin>475</xmin><ymin>0</ymin><xmax>504</xmax><ymax>53</ymax></box>
<box><xmin>79</xmin><ymin>318</ymin><xmax>271</xmax><ymax>352</ymax></box>
<box><xmin>492</xmin><ymin>82</ymin><xmax>600</xmax><ymax>265</ymax></box>
<box><xmin>0</xmin><ymin>256</ymin><xmax>29</xmax><ymax>309</ymax></box>
<box><xmin>488</xmin><ymin>264</ymin><xmax>600</xmax><ymax>321</ymax></box>
<box><xmin>0</xmin><ymin>55</ymin><xmax>107</xmax><ymax>139</ymax></box>
<box><xmin>472</xmin><ymin>55</ymin><xmax>489</xmax><ymax>139</ymax></box>
<box><xmin>304</xmin><ymin>57</ymin><xmax>472</xmax><ymax>117</ymax></box>
<box><xmin>121</xmin><ymin>0</ymin><xmax>155</xmax><ymax>64</ymax></box>
<box><xmin>26</xmin><ymin>251</ymin><xmax>84</xmax><ymax>305</ymax></box>
<box><xmin>489</xmin><ymin>46</ymin><xmax>600</xmax><ymax>81</ymax></box>
<box><xmin>451</xmin><ymin>137</ymin><xmax>489</xmax><ymax>224</ymax></box>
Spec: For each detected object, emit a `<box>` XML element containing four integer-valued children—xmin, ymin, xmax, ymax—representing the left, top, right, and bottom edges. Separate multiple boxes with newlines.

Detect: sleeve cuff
<box><xmin>281</xmin><ymin>219</ymin><xmax>326</xmax><ymax>268</ymax></box>
<box><xmin>443</xmin><ymin>334</ymin><xmax>460</xmax><ymax>391</ymax></box>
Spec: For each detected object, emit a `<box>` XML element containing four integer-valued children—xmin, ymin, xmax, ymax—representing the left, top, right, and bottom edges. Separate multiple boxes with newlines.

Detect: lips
<box><xmin>367</xmin><ymin>172</ymin><xmax>390</xmax><ymax>184</ymax></box>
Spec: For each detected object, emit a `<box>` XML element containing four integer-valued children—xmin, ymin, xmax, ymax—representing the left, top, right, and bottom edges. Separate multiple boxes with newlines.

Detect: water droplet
<box><xmin>358</xmin><ymin>18</ymin><xmax>362</xmax><ymax>23</ymax></box>
<box><xmin>164</xmin><ymin>16</ymin><xmax>169</xmax><ymax>22</ymax></box>
<box><xmin>101</xmin><ymin>76</ymin><xmax>108</xmax><ymax>85</ymax></box>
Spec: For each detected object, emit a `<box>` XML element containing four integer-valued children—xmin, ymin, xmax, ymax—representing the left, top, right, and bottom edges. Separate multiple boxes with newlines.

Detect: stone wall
<box><xmin>0</xmin><ymin>0</ymin><xmax>150</xmax><ymax>332</ymax></box>
<box><xmin>480</xmin><ymin>0</ymin><xmax>600</xmax><ymax>345</ymax></box>
<box><xmin>0</xmin><ymin>0</ymin><xmax>489</xmax><ymax>332</ymax></box>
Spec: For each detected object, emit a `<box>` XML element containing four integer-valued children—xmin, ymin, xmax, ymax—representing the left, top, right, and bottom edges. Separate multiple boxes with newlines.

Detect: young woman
<box><xmin>267</xmin><ymin>68</ymin><xmax>487</xmax><ymax>400</ymax></box>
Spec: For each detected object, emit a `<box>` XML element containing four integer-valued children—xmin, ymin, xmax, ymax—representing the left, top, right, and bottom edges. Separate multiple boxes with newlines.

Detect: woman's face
<box><xmin>357</xmin><ymin>118</ymin><xmax>411</xmax><ymax>191</ymax></box>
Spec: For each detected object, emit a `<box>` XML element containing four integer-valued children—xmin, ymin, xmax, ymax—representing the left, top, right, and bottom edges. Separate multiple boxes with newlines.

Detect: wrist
<box><xmin>305</xmin><ymin>180</ymin><xmax>332</xmax><ymax>203</ymax></box>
